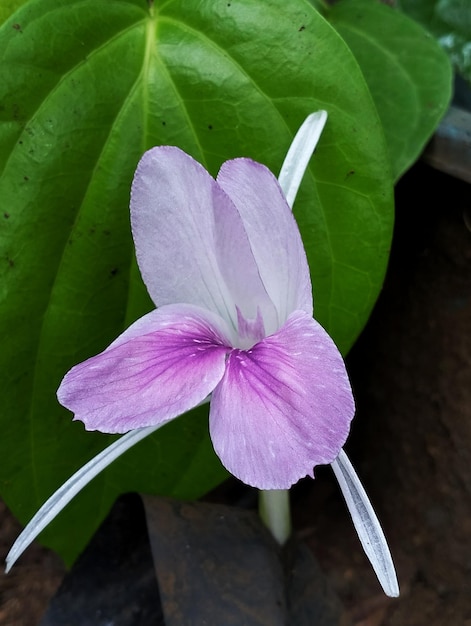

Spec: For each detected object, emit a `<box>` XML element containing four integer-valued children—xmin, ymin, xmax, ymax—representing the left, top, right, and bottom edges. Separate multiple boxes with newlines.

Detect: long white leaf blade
<box><xmin>278</xmin><ymin>110</ymin><xmax>328</xmax><ymax>208</ymax></box>
<box><xmin>331</xmin><ymin>449</ymin><xmax>400</xmax><ymax>598</ymax></box>
<box><xmin>5</xmin><ymin>423</ymin><xmax>161</xmax><ymax>572</ymax></box>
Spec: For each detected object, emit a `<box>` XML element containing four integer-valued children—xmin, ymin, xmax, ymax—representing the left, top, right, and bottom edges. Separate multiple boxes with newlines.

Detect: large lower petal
<box><xmin>217</xmin><ymin>159</ymin><xmax>313</xmax><ymax>325</ymax></box>
<box><xmin>57</xmin><ymin>304</ymin><xmax>231</xmax><ymax>433</ymax></box>
<box><xmin>131</xmin><ymin>147</ymin><xmax>277</xmax><ymax>333</ymax></box>
<box><xmin>209</xmin><ymin>310</ymin><xmax>354</xmax><ymax>489</ymax></box>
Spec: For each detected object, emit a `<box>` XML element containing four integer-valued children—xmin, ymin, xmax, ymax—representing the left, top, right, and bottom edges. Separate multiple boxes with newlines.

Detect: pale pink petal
<box><xmin>130</xmin><ymin>147</ymin><xmax>277</xmax><ymax>333</ymax></box>
<box><xmin>217</xmin><ymin>159</ymin><xmax>313</xmax><ymax>325</ymax></box>
<box><xmin>57</xmin><ymin>304</ymin><xmax>232</xmax><ymax>433</ymax></box>
<box><xmin>209</xmin><ymin>310</ymin><xmax>354</xmax><ymax>489</ymax></box>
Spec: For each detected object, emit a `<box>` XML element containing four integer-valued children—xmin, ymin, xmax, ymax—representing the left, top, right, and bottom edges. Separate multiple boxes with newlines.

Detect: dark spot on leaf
<box><xmin>103</xmin><ymin>229</ymin><xmax>111</xmax><ymax>236</ymax></box>
<box><xmin>208</xmin><ymin>125</ymin><xmax>213</xmax><ymax>130</ymax></box>
<box><xmin>6</xmin><ymin>257</ymin><xmax>14</xmax><ymax>268</ymax></box>
<box><xmin>227</xmin><ymin>2</ymin><xmax>231</xmax><ymax>6</ymax></box>
<box><xmin>23</xmin><ymin>176</ymin><xmax>29</xmax><ymax>181</ymax></box>
<box><xmin>12</xmin><ymin>24</ymin><xmax>22</xmax><ymax>32</ymax></box>
<box><xmin>345</xmin><ymin>170</ymin><xmax>355</xmax><ymax>179</ymax></box>
<box><xmin>162</xmin><ymin>121</ymin><xmax>166</xmax><ymax>126</ymax></box>
<box><xmin>4</xmin><ymin>213</ymin><xmax>10</xmax><ymax>219</ymax></box>
<box><xmin>299</xmin><ymin>25</ymin><xmax>306</xmax><ymax>31</ymax></box>
<box><xmin>18</xmin><ymin>140</ymin><xmax>23</xmax><ymax>145</ymax></box>
<box><xmin>110</xmin><ymin>268</ymin><xmax>118</xmax><ymax>277</ymax></box>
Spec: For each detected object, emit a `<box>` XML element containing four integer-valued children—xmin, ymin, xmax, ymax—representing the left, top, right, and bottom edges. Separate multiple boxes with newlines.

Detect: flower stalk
<box><xmin>258</xmin><ymin>489</ymin><xmax>291</xmax><ymax>546</ymax></box>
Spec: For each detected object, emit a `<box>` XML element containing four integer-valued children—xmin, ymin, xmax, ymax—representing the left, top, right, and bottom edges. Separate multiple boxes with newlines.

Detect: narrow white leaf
<box><xmin>278</xmin><ymin>110</ymin><xmax>328</xmax><ymax>208</ymax></box>
<box><xmin>5</xmin><ymin>423</ymin><xmax>160</xmax><ymax>572</ymax></box>
<box><xmin>331</xmin><ymin>449</ymin><xmax>400</xmax><ymax>598</ymax></box>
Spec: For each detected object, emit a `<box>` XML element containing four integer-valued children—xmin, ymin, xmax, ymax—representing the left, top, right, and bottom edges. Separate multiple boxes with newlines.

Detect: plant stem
<box><xmin>258</xmin><ymin>489</ymin><xmax>291</xmax><ymax>545</ymax></box>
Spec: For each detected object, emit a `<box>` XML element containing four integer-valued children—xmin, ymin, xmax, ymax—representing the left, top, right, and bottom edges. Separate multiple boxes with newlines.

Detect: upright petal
<box><xmin>58</xmin><ymin>304</ymin><xmax>232</xmax><ymax>433</ymax></box>
<box><xmin>131</xmin><ymin>147</ymin><xmax>277</xmax><ymax>332</ymax></box>
<box><xmin>217</xmin><ymin>159</ymin><xmax>312</xmax><ymax>325</ymax></box>
<box><xmin>209</xmin><ymin>310</ymin><xmax>354</xmax><ymax>489</ymax></box>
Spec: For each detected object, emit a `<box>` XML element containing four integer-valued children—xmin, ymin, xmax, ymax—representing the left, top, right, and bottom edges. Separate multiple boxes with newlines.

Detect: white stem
<box><xmin>278</xmin><ymin>110</ymin><xmax>328</xmax><ymax>208</ymax></box>
<box><xmin>331</xmin><ymin>449</ymin><xmax>399</xmax><ymax>598</ymax></box>
<box><xmin>5</xmin><ymin>423</ymin><xmax>161</xmax><ymax>572</ymax></box>
<box><xmin>258</xmin><ymin>489</ymin><xmax>291</xmax><ymax>545</ymax></box>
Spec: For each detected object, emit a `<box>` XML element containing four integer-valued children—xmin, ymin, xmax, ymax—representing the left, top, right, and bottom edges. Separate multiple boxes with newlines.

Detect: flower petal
<box><xmin>216</xmin><ymin>159</ymin><xmax>312</xmax><ymax>325</ymax></box>
<box><xmin>209</xmin><ymin>310</ymin><xmax>354</xmax><ymax>489</ymax></box>
<box><xmin>278</xmin><ymin>111</ymin><xmax>328</xmax><ymax>208</ymax></box>
<box><xmin>57</xmin><ymin>304</ymin><xmax>231</xmax><ymax>433</ymax></box>
<box><xmin>130</xmin><ymin>146</ymin><xmax>277</xmax><ymax>332</ymax></box>
<box><xmin>5</xmin><ymin>423</ymin><xmax>161</xmax><ymax>573</ymax></box>
<box><xmin>332</xmin><ymin>450</ymin><xmax>400</xmax><ymax>598</ymax></box>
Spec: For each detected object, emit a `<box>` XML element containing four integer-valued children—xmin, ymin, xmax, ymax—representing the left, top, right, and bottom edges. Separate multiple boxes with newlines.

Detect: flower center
<box><xmin>235</xmin><ymin>306</ymin><xmax>266</xmax><ymax>350</ymax></box>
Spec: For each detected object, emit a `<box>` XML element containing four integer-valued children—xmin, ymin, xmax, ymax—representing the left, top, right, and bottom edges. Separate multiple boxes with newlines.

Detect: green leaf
<box><xmin>0</xmin><ymin>0</ymin><xmax>393</xmax><ymax>563</ymax></box>
<box><xmin>327</xmin><ymin>0</ymin><xmax>453</xmax><ymax>180</ymax></box>
<box><xmin>398</xmin><ymin>0</ymin><xmax>471</xmax><ymax>87</ymax></box>
<box><xmin>0</xmin><ymin>0</ymin><xmax>30</xmax><ymax>25</ymax></box>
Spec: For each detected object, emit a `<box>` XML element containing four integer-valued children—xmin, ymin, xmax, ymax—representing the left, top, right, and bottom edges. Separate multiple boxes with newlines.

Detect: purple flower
<box><xmin>6</xmin><ymin>114</ymin><xmax>399</xmax><ymax>598</ymax></box>
<box><xmin>57</xmin><ymin>127</ymin><xmax>354</xmax><ymax>490</ymax></box>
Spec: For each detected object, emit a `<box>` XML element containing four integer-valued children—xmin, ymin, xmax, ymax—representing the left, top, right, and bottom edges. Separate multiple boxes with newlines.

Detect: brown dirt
<box><xmin>0</xmin><ymin>500</ymin><xmax>65</xmax><ymax>625</ymax></box>
<box><xmin>0</xmin><ymin>162</ymin><xmax>470</xmax><ymax>625</ymax></box>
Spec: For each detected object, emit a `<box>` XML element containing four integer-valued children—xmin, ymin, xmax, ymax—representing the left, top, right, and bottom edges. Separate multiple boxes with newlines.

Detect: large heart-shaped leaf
<box><xmin>327</xmin><ymin>0</ymin><xmax>453</xmax><ymax>180</ymax></box>
<box><xmin>0</xmin><ymin>0</ymin><xmax>393</xmax><ymax>563</ymax></box>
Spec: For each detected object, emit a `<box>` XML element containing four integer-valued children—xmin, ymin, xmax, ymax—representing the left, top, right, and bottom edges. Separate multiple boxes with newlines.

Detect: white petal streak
<box><xmin>278</xmin><ymin>110</ymin><xmax>328</xmax><ymax>209</ymax></box>
<box><xmin>331</xmin><ymin>449</ymin><xmax>400</xmax><ymax>598</ymax></box>
<box><xmin>5</xmin><ymin>424</ymin><xmax>160</xmax><ymax>573</ymax></box>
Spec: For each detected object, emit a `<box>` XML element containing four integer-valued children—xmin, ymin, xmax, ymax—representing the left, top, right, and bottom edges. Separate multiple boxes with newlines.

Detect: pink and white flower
<box><xmin>6</xmin><ymin>113</ymin><xmax>399</xmax><ymax>598</ymax></box>
<box><xmin>57</xmin><ymin>131</ymin><xmax>354</xmax><ymax>490</ymax></box>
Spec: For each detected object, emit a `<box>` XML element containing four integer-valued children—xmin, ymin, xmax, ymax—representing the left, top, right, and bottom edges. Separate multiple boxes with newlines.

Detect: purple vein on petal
<box><xmin>58</xmin><ymin>304</ymin><xmax>231</xmax><ymax>433</ymax></box>
<box><xmin>210</xmin><ymin>310</ymin><xmax>354</xmax><ymax>490</ymax></box>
